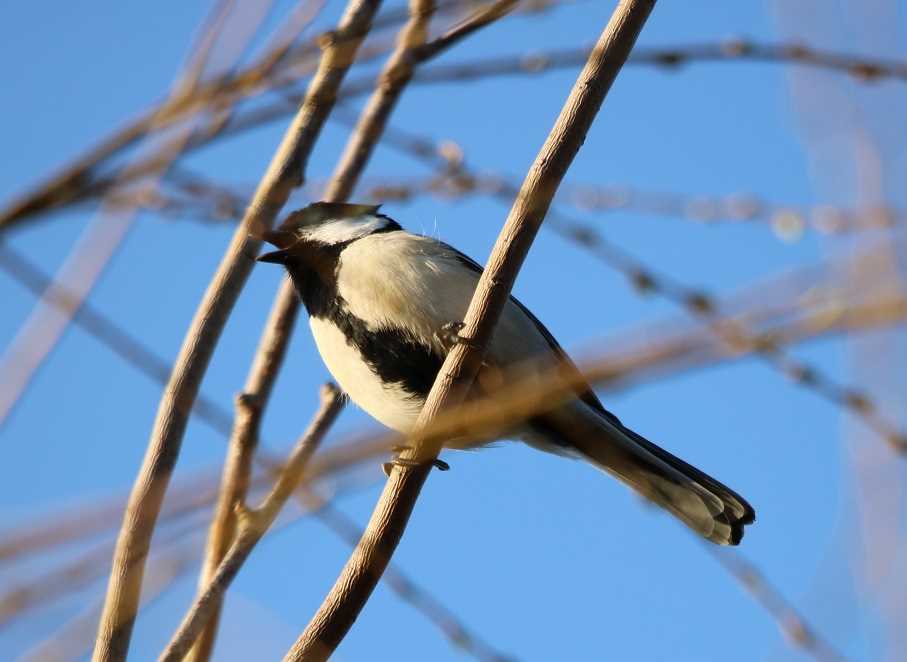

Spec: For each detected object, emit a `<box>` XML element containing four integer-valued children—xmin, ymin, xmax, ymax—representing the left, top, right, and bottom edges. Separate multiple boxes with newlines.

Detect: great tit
<box><xmin>258</xmin><ymin>202</ymin><xmax>755</xmax><ymax>545</ymax></box>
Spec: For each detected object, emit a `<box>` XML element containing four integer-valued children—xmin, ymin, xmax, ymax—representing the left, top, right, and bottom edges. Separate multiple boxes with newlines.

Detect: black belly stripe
<box><xmin>332</xmin><ymin>310</ymin><xmax>443</xmax><ymax>399</ymax></box>
<box><xmin>284</xmin><ymin>251</ymin><xmax>443</xmax><ymax>399</ymax></box>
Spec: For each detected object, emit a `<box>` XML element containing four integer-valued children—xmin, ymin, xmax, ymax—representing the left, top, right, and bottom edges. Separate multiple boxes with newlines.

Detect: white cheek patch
<box><xmin>299</xmin><ymin>216</ymin><xmax>390</xmax><ymax>245</ymax></box>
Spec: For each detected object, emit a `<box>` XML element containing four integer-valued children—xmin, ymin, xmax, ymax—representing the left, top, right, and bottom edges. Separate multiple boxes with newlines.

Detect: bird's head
<box><xmin>257</xmin><ymin>202</ymin><xmax>398</xmax><ymax>264</ymax></box>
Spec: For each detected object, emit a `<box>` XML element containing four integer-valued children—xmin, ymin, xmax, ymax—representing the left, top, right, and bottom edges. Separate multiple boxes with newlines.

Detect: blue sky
<box><xmin>1</xmin><ymin>1</ymin><xmax>906</xmax><ymax>661</ymax></box>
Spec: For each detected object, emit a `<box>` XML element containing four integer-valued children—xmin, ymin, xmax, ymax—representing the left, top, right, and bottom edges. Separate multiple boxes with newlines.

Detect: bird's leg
<box><xmin>382</xmin><ymin>444</ymin><xmax>450</xmax><ymax>476</ymax></box>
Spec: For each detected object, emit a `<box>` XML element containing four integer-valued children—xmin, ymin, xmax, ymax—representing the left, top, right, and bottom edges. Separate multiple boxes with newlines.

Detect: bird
<box><xmin>257</xmin><ymin>201</ymin><xmax>755</xmax><ymax>545</ymax></box>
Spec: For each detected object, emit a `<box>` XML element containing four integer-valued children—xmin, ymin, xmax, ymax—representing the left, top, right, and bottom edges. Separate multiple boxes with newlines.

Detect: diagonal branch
<box><xmin>186</xmin><ymin>290</ymin><xmax>303</xmax><ymax>662</ymax></box>
<box><xmin>282</xmin><ymin>2</ymin><xmax>658</xmax><ymax>659</ymax></box>
<box><xmin>158</xmin><ymin>385</ymin><xmax>343</xmax><ymax>662</ymax></box>
<box><xmin>91</xmin><ymin>2</ymin><xmax>382</xmax><ymax>660</ymax></box>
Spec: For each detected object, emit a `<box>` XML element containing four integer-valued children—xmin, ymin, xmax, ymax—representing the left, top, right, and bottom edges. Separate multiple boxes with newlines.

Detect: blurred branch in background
<box><xmin>704</xmin><ymin>546</ymin><xmax>847</xmax><ymax>661</ymax></box>
<box><xmin>357</xmin><ymin>174</ymin><xmax>903</xmax><ymax>239</ymax></box>
<box><xmin>2</xmin><ymin>34</ymin><xmax>905</xmax><ymax>234</ymax></box>
<box><xmin>0</xmin><ymin>0</ymin><xmax>256</xmax><ymax>431</ymax></box>
<box><xmin>0</xmin><ymin>512</ymin><xmax>206</xmax><ymax>631</ymax></box>
<box><xmin>98</xmin><ymin>165</ymin><xmax>907</xmax><ymax>242</ymax></box>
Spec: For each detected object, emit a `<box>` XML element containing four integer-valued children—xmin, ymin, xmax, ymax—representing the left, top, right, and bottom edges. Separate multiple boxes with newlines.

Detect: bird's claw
<box><xmin>433</xmin><ymin>321</ymin><xmax>478</xmax><ymax>353</ymax></box>
<box><xmin>382</xmin><ymin>451</ymin><xmax>450</xmax><ymax>477</ymax></box>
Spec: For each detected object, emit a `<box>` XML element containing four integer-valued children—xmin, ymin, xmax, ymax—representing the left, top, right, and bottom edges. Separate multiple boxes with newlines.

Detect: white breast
<box><xmin>309</xmin><ymin>317</ymin><xmax>423</xmax><ymax>432</ymax></box>
<box><xmin>312</xmin><ymin>230</ymin><xmax>563</xmax><ymax>434</ymax></box>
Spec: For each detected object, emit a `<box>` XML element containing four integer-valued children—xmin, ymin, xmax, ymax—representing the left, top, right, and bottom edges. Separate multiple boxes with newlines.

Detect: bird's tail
<box><xmin>532</xmin><ymin>405</ymin><xmax>755</xmax><ymax>545</ymax></box>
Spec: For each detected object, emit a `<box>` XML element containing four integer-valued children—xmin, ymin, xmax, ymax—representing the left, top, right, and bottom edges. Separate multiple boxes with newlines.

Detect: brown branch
<box><xmin>403</xmin><ymin>39</ymin><xmax>907</xmax><ymax>87</ymax></box>
<box><xmin>90</xmin><ymin>2</ymin><xmax>382</xmax><ymax>660</ymax></box>
<box><xmin>213</xmin><ymin>38</ymin><xmax>907</xmax><ymax>162</ymax></box>
<box><xmin>283</xmin><ymin>2</ymin><xmax>658</xmax><ymax>659</ymax></box>
<box><xmin>186</xmin><ymin>292</ymin><xmax>302</xmax><ymax>662</ymax></box>
<box><xmin>158</xmin><ymin>385</ymin><xmax>343</xmax><ymax>662</ymax></box>
<box><xmin>307</xmin><ymin>496</ymin><xmax>516</xmax><ymax>661</ymax></box>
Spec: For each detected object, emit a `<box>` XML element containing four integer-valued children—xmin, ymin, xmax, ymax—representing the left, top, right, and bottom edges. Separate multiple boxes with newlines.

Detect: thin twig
<box><xmin>187</xmin><ymin>292</ymin><xmax>303</xmax><ymax>662</ymax></box>
<box><xmin>283</xmin><ymin>2</ymin><xmax>658</xmax><ymax>659</ymax></box>
<box><xmin>158</xmin><ymin>385</ymin><xmax>343</xmax><ymax>662</ymax></box>
<box><xmin>405</xmin><ymin>38</ymin><xmax>907</xmax><ymax>86</ymax></box>
<box><xmin>91</xmin><ymin>3</ymin><xmax>382</xmax><ymax>660</ymax></box>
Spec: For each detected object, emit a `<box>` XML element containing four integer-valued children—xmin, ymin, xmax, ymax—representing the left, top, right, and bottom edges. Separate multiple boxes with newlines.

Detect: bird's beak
<box><xmin>257</xmin><ymin>228</ymin><xmax>297</xmax><ymax>264</ymax></box>
<box><xmin>257</xmin><ymin>248</ymin><xmax>290</xmax><ymax>264</ymax></box>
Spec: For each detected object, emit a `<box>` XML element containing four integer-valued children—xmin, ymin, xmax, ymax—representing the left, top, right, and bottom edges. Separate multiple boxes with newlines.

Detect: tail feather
<box><xmin>530</xmin><ymin>405</ymin><xmax>755</xmax><ymax>545</ymax></box>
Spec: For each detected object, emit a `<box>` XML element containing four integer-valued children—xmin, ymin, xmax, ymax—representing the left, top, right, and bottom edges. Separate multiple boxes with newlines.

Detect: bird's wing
<box><xmin>437</xmin><ymin>240</ymin><xmax>615</xmax><ymax>421</ymax></box>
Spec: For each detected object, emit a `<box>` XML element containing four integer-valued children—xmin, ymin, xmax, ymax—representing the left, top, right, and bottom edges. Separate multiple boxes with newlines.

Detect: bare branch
<box><xmin>308</xmin><ymin>497</ymin><xmax>516</xmax><ymax>661</ymax></box>
<box><xmin>187</xmin><ymin>291</ymin><xmax>302</xmax><ymax>662</ymax></box>
<box><xmin>91</xmin><ymin>2</ymin><xmax>382</xmax><ymax>659</ymax></box>
<box><xmin>404</xmin><ymin>38</ymin><xmax>907</xmax><ymax>86</ymax></box>
<box><xmin>158</xmin><ymin>385</ymin><xmax>343</xmax><ymax>662</ymax></box>
<box><xmin>283</xmin><ymin>2</ymin><xmax>658</xmax><ymax>659</ymax></box>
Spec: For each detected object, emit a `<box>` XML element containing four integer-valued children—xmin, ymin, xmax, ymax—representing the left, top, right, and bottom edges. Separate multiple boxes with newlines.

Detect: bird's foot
<box><xmin>382</xmin><ymin>445</ymin><xmax>450</xmax><ymax>476</ymax></box>
<box><xmin>433</xmin><ymin>321</ymin><xmax>479</xmax><ymax>353</ymax></box>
